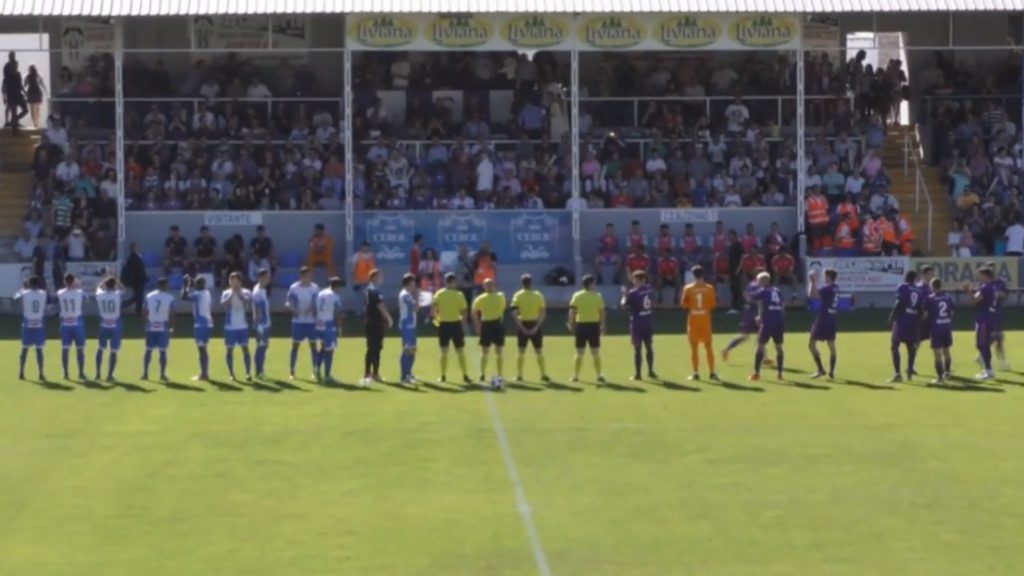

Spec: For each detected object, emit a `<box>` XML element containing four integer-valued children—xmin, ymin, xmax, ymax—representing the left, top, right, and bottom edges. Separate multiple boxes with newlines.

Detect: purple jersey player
<box><xmin>887</xmin><ymin>271</ymin><xmax>923</xmax><ymax>382</ymax></box>
<box><xmin>751</xmin><ymin>272</ymin><xmax>784</xmax><ymax>380</ymax></box>
<box><xmin>808</xmin><ymin>268</ymin><xmax>839</xmax><ymax>379</ymax></box>
<box><xmin>985</xmin><ymin>265</ymin><xmax>1009</xmax><ymax>370</ymax></box>
<box><xmin>916</xmin><ymin>265</ymin><xmax>935</xmax><ymax>340</ymax></box>
<box><xmin>621</xmin><ymin>270</ymin><xmax>656</xmax><ymax>380</ymax></box>
<box><xmin>923</xmin><ymin>278</ymin><xmax>954</xmax><ymax>384</ymax></box>
<box><xmin>972</xmin><ymin>267</ymin><xmax>998</xmax><ymax>380</ymax></box>
<box><xmin>721</xmin><ymin>280</ymin><xmax>767</xmax><ymax>363</ymax></box>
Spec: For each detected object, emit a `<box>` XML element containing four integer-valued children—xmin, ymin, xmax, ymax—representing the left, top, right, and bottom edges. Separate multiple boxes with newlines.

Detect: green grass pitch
<box><xmin>0</xmin><ymin>310</ymin><xmax>1023</xmax><ymax>576</ymax></box>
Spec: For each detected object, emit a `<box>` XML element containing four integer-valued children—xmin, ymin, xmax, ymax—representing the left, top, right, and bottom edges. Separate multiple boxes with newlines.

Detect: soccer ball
<box><xmin>490</xmin><ymin>376</ymin><xmax>505</xmax><ymax>391</ymax></box>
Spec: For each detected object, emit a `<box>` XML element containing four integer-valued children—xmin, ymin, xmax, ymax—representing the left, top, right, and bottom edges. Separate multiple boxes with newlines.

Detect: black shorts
<box><xmin>479</xmin><ymin>320</ymin><xmax>506</xmax><ymax>347</ymax></box>
<box><xmin>575</xmin><ymin>323</ymin><xmax>601</xmax><ymax>349</ymax></box>
<box><xmin>517</xmin><ymin>320</ymin><xmax>544</xmax><ymax>350</ymax></box>
<box><xmin>438</xmin><ymin>321</ymin><xmax>465</xmax><ymax>349</ymax></box>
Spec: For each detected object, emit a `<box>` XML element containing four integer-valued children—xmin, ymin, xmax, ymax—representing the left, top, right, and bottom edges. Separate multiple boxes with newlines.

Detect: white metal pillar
<box><xmin>795</xmin><ymin>48</ymin><xmax>806</xmax><ymax>234</ymax></box>
<box><xmin>343</xmin><ymin>44</ymin><xmax>354</xmax><ymax>267</ymax></box>
<box><xmin>114</xmin><ymin>18</ymin><xmax>126</xmax><ymax>248</ymax></box>
<box><xmin>570</xmin><ymin>46</ymin><xmax>581</xmax><ymax>283</ymax></box>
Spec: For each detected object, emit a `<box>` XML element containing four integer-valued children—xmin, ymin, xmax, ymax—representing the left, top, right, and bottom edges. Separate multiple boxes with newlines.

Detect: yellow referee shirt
<box><xmin>569</xmin><ymin>290</ymin><xmax>604</xmax><ymax>323</ymax></box>
<box><xmin>473</xmin><ymin>292</ymin><xmax>507</xmax><ymax>322</ymax></box>
<box><xmin>511</xmin><ymin>289</ymin><xmax>545</xmax><ymax>321</ymax></box>
<box><xmin>434</xmin><ymin>288</ymin><xmax>467</xmax><ymax>323</ymax></box>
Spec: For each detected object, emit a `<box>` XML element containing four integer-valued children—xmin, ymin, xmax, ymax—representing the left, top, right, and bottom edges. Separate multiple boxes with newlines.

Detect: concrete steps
<box><xmin>882</xmin><ymin>127</ymin><xmax>951</xmax><ymax>255</ymax></box>
<box><xmin>0</xmin><ymin>131</ymin><xmax>38</xmax><ymax>240</ymax></box>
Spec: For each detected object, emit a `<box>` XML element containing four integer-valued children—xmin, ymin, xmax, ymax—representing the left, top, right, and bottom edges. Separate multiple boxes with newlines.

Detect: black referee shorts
<box><xmin>517</xmin><ymin>320</ymin><xmax>544</xmax><ymax>350</ymax></box>
<box><xmin>365</xmin><ymin>322</ymin><xmax>384</xmax><ymax>351</ymax></box>
<box><xmin>479</xmin><ymin>320</ymin><xmax>506</xmax><ymax>348</ymax></box>
<box><xmin>575</xmin><ymin>323</ymin><xmax>601</xmax><ymax>349</ymax></box>
<box><xmin>438</xmin><ymin>321</ymin><xmax>465</xmax><ymax>349</ymax></box>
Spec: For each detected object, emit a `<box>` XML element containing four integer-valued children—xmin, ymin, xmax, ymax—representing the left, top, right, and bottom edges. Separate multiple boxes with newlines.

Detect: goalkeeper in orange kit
<box><xmin>681</xmin><ymin>266</ymin><xmax>719</xmax><ymax>381</ymax></box>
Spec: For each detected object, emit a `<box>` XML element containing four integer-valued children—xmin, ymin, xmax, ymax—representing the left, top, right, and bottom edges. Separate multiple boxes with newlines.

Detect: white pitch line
<box><xmin>485</xmin><ymin>391</ymin><xmax>553</xmax><ymax>576</ymax></box>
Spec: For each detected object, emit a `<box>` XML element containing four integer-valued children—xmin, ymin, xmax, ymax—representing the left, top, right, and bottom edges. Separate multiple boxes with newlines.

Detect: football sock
<box><xmin>108</xmin><ymin>352</ymin><xmax>118</xmax><ymax>379</ymax></box>
<box><xmin>19</xmin><ymin>347</ymin><xmax>27</xmax><ymax>375</ymax></box>
<box><xmin>536</xmin><ymin>353</ymin><xmax>546</xmax><ymax>376</ymax></box>
<box><xmin>592</xmin><ymin>352</ymin><xmax>602</xmax><ymax>375</ymax></box>
<box><xmin>440</xmin><ymin>350</ymin><xmax>449</xmax><ymax>377</ymax></box>
<box><xmin>61</xmin><ymin>348</ymin><xmax>69</xmax><ymax>376</ymax></box>
<box><xmin>573</xmin><ymin>353</ymin><xmax>583</xmax><ymax>378</ymax></box>
<box><xmin>322</xmin><ymin>350</ymin><xmax>333</xmax><ymax>377</ymax></box>
<box><xmin>811</xmin><ymin>350</ymin><xmax>824</xmax><ymax>372</ymax></box>
<box><xmin>754</xmin><ymin>349</ymin><xmax>764</xmax><ymax>375</ymax></box>
<box><xmin>776</xmin><ymin>350</ymin><xmax>785</xmax><ymax>373</ymax></box>
<box><xmin>255</xmin><ymin>345</ymin><xmax>266</xmax><ymax>374</ymax></box>
<box><xmin>495</xmin><ymin>352</ymin><xmax>504</xmax><ymax>377</ymax></box>
<box><xmin>480</xmin><ymin>349</ymin><xmax>490</xmax><ymax>378</ymax></box>
<box><xmin>829</xmin><ymin>352</ymin><xmax>837</xmax><ymax>375</ymax></box>
<box><xmin>704</xmin><ymin>344</ymin><xmax>714</xmax><ymax>373</ymax></box>
<box><xmin>906</xmin><ymin>346</ymin><xmax>917</xmax><ymax>374</ymax></box>
<box><xmin>95</xmin><ymin>349</ymin><xmax>104</xmax><ymax>377</ymax></box>
<box><xmin>634</xmin><ymin>346</ymin><xmax>643</xmax><ymax>375</ymax></box>
<box><xmin>456</xmin><ymin>349</ymin><xmax>468</xmax><ymax>376</ymax></box>
<box><xmin>690</xmin><ymin>346</ymin><xmax>699</xmax><ymax>373</ymax></box>
<box><xmin>198</xmin><ymin>347</ymin><xmax>209</xmax><ymax>376</ymax></box>
<box><xmin>934</xmin><ymin>358</ymin><xmax>944</xmax><ymax>378</ymax></box>
<box><xmin>516</xmin><ymin>352</ymin><xmax>525</xmax><ymax>377</ymax></box>
<box><xmin>290</xmin><ymin>346</ymin><xmax>299</xmax><ymax>374</ymax></box>
<box><xmin>76</xmin><ymin>348</ymin><xmax>85</xmax><ymax>375</ymax></box>
<box><xmin>35</xmin><ymin>348</ymin><xmax>44</xmax><ymax>374</ymax></box>
<box><xmin>646</xmin><ymin>343</ymin><xmax>655</xmax><ymax>373</ymax></box>
<box><xmin>143</xmin><ymin>349</ymin><xmax>152</xmax><ymax>375</ymax></box>
<box><xmin>226</xmin><ymin>349</ymin><xmax>235</xmax><ymax>377</ymax></box>
<box><xmin>980</xmin><ymin>345</ymin><xmax>993</xmax><ymax>371</ymax></box>
<box><xmin>158</xmin><ymin>351</ymin><xmax>167</xmax><ymax>376</ymax></box>
<box><xmin>891</xmin><ymin>345</ymin><xmax>901</xmax><ymax>374</ymax></box>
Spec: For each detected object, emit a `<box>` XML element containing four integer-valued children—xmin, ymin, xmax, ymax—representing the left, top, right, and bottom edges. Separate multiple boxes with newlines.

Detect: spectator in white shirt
<box><xmin>46</xmin><ymin>121</ymin><xmax>70</xmax><ymax>155</ymax></box>
<box><xmin>1004</xmin><ymin>218</ymin><xmax>1024</xmax><ymax>256</ymax></box>
<box><xmin>724</xmin><ymin>96</ymin><xmax>750</xmax><ymax>134</ymax></box>
<box><xmin>475</xmin><ymin>152</ymin><xmax>495</xmax><ymax>193</ymax></box>
<box><xmin>845</xmin><ymin>173</ymin><xmax>865</xmax><ymax>196</ymax></box>
<box><xmin>14</xmin><ymin>229</ymin><xmax>36</xmax><ymax>262</ymax></box>
<box><xmin>198</xmin><ymin>78</ymin><xmax>221</xmax><ymax>100</ymax></box>
<box><xmin>67</xmin><ymin>228</ymin><xmax>88</xmax><ymax>261</ymax></box>
<box><xmin>211</xmin><ymin>151</ymin><xmax>234</xmax><ymax>181</ymax></box>
<box><xmin>246</xmin><ymin>77</ymin><xmax>272</xmax><ymax>99</ymax></box>
<box><xmin>192</xmin><ymin>103</ymin><xmax>216</xmax><ymax>132</ymax></box>
<box><xmin>451</xmin><ymin>188</ymin><xmax>476</xmax><ymax>210</ymax></box>
<box><xmin>722</xmin><ymin>190</ymin><xmax>743</xmax><ymax>207</ymax></box>
<box><xmin>645</xmin><ymin>151</ymin><xmax>667</xmax><ymax>176</ymax></box>
<box><xmin>710</xmin><ymin>64</ymin><xmax>738</xmax><ymax>94</ymax></box>
<box><xmin>55</xmin><ymin>156</ymin><xmax>80</xmax><ymax>185</ymax></box>
<box><xmin>390</xmin><ymin>57</ymin><xmax>411</xmax><ymax>88</ymax></box>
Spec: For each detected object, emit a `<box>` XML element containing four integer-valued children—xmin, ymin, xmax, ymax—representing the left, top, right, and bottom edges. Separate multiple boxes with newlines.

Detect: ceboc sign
<box><xmin>427</xmin><ymin>15</ymin><xmax>493</xmax><ymax>48</ymax></box>
<box><xmin>501</xmin><ymin>15</ymin><xmax>571</xmax><ymax>49</ymax></box>
<box><xmin>729</xmin><ymin>15</ymin><xmax>799</xmax><ymax>48</ymax></box>
<box><xmin>577</xmin><ymin>15</ymin><xmax>646</xmax><ymax>49</ymax></box>
<box><xmin>656</xmin><ymin>15</ymin><xmax>721</xmax><ymax>49</ymax></box>
<box><xmin>348</xmin><ymin>15</ymin><xmax>417</xmax><ymax>49</ymax></box>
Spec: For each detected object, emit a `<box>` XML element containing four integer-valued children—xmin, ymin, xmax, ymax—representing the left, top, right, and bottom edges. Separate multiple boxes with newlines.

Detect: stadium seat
<box><xmin>141</xmin><ymin>250</ymin><xmax>161</xmax><ymax>268</ymax></box>
<box><xmin>168</xmin><ymin>272</ymin><xmax>185</xmax><ymax>290</ymax></box>
<box><xmin>276</xmin><ymin>270</ymin><xmax>299</xmax><ymax>289</ymax></box>
<box><xmin>278</xmin><ymin>251</ymin><xmax>304</xmax><ymax>268</ymax></box>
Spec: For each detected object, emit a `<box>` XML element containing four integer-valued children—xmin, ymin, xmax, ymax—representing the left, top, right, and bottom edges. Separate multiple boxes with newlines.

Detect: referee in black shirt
<box><xmin>362</xmin><ymin>269</ymin><xmax>392</xmax><ymax>384</ymax></box>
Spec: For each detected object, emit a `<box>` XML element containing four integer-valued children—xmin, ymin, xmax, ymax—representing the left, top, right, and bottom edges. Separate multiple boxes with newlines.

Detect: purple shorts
<box><xmin>919</xmin><ymin>321</ymin><xmax>931</xmax><ymax>341</ymax></box>
<box><xmin>930</xmin><ymin>331</ymin><xmax>952</xmax><ymax>349</ymax></box>
<box><xmin>758</xmin><ymin>324</ymin><xmax>784</xmax><ymax>345</ymax></box>
<box><xmin>630</xmin><ymin>323</ymin><xmax>653</xmax><ymax>347</ymax></box>
<box><xmin>810</xmin><ymin>317</ymin><xmax>837</xmax><ymax>341</ymax></box>
<box><xmin>891</xmin><ymin>321</ymin><xmax>919</xmax><ymax>345</ymax></box>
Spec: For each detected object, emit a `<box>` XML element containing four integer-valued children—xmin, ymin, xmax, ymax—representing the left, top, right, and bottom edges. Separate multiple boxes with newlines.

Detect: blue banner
<box><xmin>355</xmin><ymin>210</ymin><xmax>573</xmax><ymax>264</ymax></box>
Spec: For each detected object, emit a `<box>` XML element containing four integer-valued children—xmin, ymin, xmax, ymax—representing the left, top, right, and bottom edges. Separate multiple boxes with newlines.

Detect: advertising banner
<box><xmin>346</xmin><ymin>13</ymin><xmax>801</xmax><ymax>51</ymax></box>
<box><xmin>660</xmin><ymin>209</ymin><xmax>720</xmax><ymax>223</ymax></box>
<box><xmin>0</xmin><ymin>261</ymin><xmax>116</xmax><ymax>296</ymax></box>
<box><xmin>203</xmin><ymin>212</ymin><xmax>264</xmax><ymax>227</ymax></box>
<box><xmin>191</xmin><ymin>16</ymin><xmax>309</xmax><ymax>60</ymax></box>
<box><xmin>61</xmin><ymin>19</ymin><xmax>114</xmax><ymax>72</ymax></box>
<box><xmin>912</xmin><ymin>257</ymin><xmax>1020</xmax><ymax>289</ymax></box>
<box><xmin>355</xmin><ymin>211</ymin><xmax>572</xmax><ymax>264</ymax></box>
<box><xmin>807</xmin><ymin>257</ymin><xmax>909</xmax><ymax>292</ymax></box>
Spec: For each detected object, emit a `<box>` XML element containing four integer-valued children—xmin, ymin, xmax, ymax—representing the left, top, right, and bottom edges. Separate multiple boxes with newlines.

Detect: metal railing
<box><xmin>904</xmin><ymin>128</ymin><xmax>934</xmax><ymax>253</ymax></box>
<box><xmin>580</xmin><ymin>94</ymin><xmax>854</xmax><ymax>131</ymax></box>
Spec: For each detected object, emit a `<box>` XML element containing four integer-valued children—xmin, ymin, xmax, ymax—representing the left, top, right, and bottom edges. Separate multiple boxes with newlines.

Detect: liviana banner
<box><xmin>346</xmin><ymin>13</ymin><xmax>801</xmax><ymax>51</ymax></box>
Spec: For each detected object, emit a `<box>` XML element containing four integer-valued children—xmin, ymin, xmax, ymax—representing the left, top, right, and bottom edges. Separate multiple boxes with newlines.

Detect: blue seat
<box><xmin>277</xmin><ymin>270</ymin><xmax>299</xmax><ymax>289</ymax></box>
<box><xmin>167</xmin><ymin>272</ymin><xmax>185</xmax><ymax>290</ymax></box>
<box><xmin>278</xmin><ymin>251</ymin><xmax>304</xmax><ymax>268</ymax></box>
<box><xmin>141</xmin><ymin>250</ymin><xmax>161</xmax><ymax>268</ymax></box>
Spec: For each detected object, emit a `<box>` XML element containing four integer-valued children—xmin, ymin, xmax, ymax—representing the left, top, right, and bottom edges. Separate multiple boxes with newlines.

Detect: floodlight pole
<box><xmin>343</xmin><ymin>42</ymin><xmax>355</xmax><ymax>271</ymax></box>
<box><xmin>570</xmin><ymin>44</ymin><xmax>582</xmax><ymax>284</ymax></box>
<box><xmin>114</xmin><ymin>18</ymin><xmax>126</xmax><ymax>250</ymax></box>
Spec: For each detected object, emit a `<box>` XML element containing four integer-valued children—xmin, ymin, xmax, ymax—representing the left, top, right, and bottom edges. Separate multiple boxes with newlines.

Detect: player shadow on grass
<box><xmin>377</xmin><ymin>380</ymin><xmax>428</xmax><ymax>393</ymax></box>
<box><xmin>705</xmin><ymin>379</ymin><xmax>765</xmax><ymax>393</ymax></box>
<box><xmin>926</xmin><ymin>376</ymin><xmax>1004</xmax><ymax>393</ymax></box>
<box><xmin>780</xmin><ymin>380</ymin><xmax>832</xmax><ymax>391</ymax></box>
<box><xmin>266</xmin><ymin>379</ymin><xmax>310</xmax><ymax>392</ymax></box>
<box><xmin>504</xmin><ymin>382</ymin><xmax>544</xmax><ymax>392</ymax></box>
<box><xmin>76</xmin><ymin>379</ymin><xmax>152</xmax><ymax>393</ymax></box>
<box><xmin>317</xmin><ymin>379</ymin><xmax>382</xmax><ymax>392</ymax></box>
<box><xmin>154</xmin><ymin>380</ymin><xmax>206</xmax><ymax>392</ymax></box>
<box><xmin>543</xmin><ymin>380</ymin><xmax>584</xmax><ymax>393</ymax></box>
<box><xmin>29</xmin><ymin>378</ymin><xmax>75</xmax><ymax>392</ymax></box>
<box><xmin>836</xmin><ymin>379</ymin><xmax>897</xmax><ymax>391</ymax></box>
<box><xmin>207</xmin><ymin>379</ymin><xmax>245</xmax><ymax>392</ymax></box>
<box><xmin>592</xmin><ymin>380</ymin><xmax>646</xmax><ymax>393</ymax></box>
<box><xmin>236</xmin><ymin>379</ymin><xmax>283</xmax><ymax>393</ymax></box>
<box><xmin>653</xmin><ymin>379</ymin><xmax>702</xmax><ymax>392</ymax></box>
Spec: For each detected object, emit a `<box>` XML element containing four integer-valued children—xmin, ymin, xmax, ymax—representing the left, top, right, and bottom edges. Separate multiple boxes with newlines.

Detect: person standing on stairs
<box><xmin>3</xmin><ymin>52</ymin><xmax>29</xmax><ymax>134</ymax></box>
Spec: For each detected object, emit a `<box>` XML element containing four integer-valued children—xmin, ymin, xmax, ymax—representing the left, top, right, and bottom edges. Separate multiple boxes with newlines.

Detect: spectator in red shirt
<box><xmin>655</xmin><ymin>247</ymin><xmax>680</xmax><ymax>304</ymax></box>
<box><xmin>653</xmin><ymin>224</ymin><xmax>675</xmax><ymax>256</ymax></box>
<box><xmin>593</xmin><ymin>223</ymin><xmax>622</xmax><ymax>285</ymax></box>
<box><xmin>679</xmin><ymin>223</ymin><xmax>702</xmax><ymax>266</ymax></box>
<box><xmin>410</xmin><ymin>234</ymin><xmax>423</xmax><ymax>276</ymax></box>
<box><xmin>740</xmin><ymin>222</ymin><xmax>760</xmax><ymax>253</ymax></box>
<box><xmin>625</xmin><ymin>220</ymin><xmax>647</xmax><ymax>252</ymax></box>
<box><xmin>625</xmin><ymin>245</ymin><xmax>651</xmax><ymax>277</ymax></box>
<box><xmin>738</xmin><ymin>244</ymin><xmax>766</xmax><ymax>281</ymax></box>
<box><xmin>771</xmin><ymin>247</ymin><xmax>796</xmax><ymax>286</ymax></box>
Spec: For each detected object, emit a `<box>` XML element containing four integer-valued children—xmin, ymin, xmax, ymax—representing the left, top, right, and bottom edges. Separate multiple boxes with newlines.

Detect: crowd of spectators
<box><xmin>920</xmin><ymin>52</ymin><xmax>1024</xmax><ymax>257</ymax></box>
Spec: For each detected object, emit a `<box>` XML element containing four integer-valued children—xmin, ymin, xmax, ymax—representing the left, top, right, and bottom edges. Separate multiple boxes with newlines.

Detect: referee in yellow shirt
<box><xmin>433</xmin><ymin>272</ymin><xmax>472</xmax><ymax>384</ymax></box>
<box><xmin>510</xmin><ymin>274</ymin><xmax>550</xmax><ymax>382</ymax></box>
<box><xmin>568</xmin><ymin>274</ymin><xmax>606</xmax><ymax>383</ymax></box>
<box><xmin>472</xmin><ymin>278</ymin><xmax>507</xmax><ymax>382</ymax></box>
